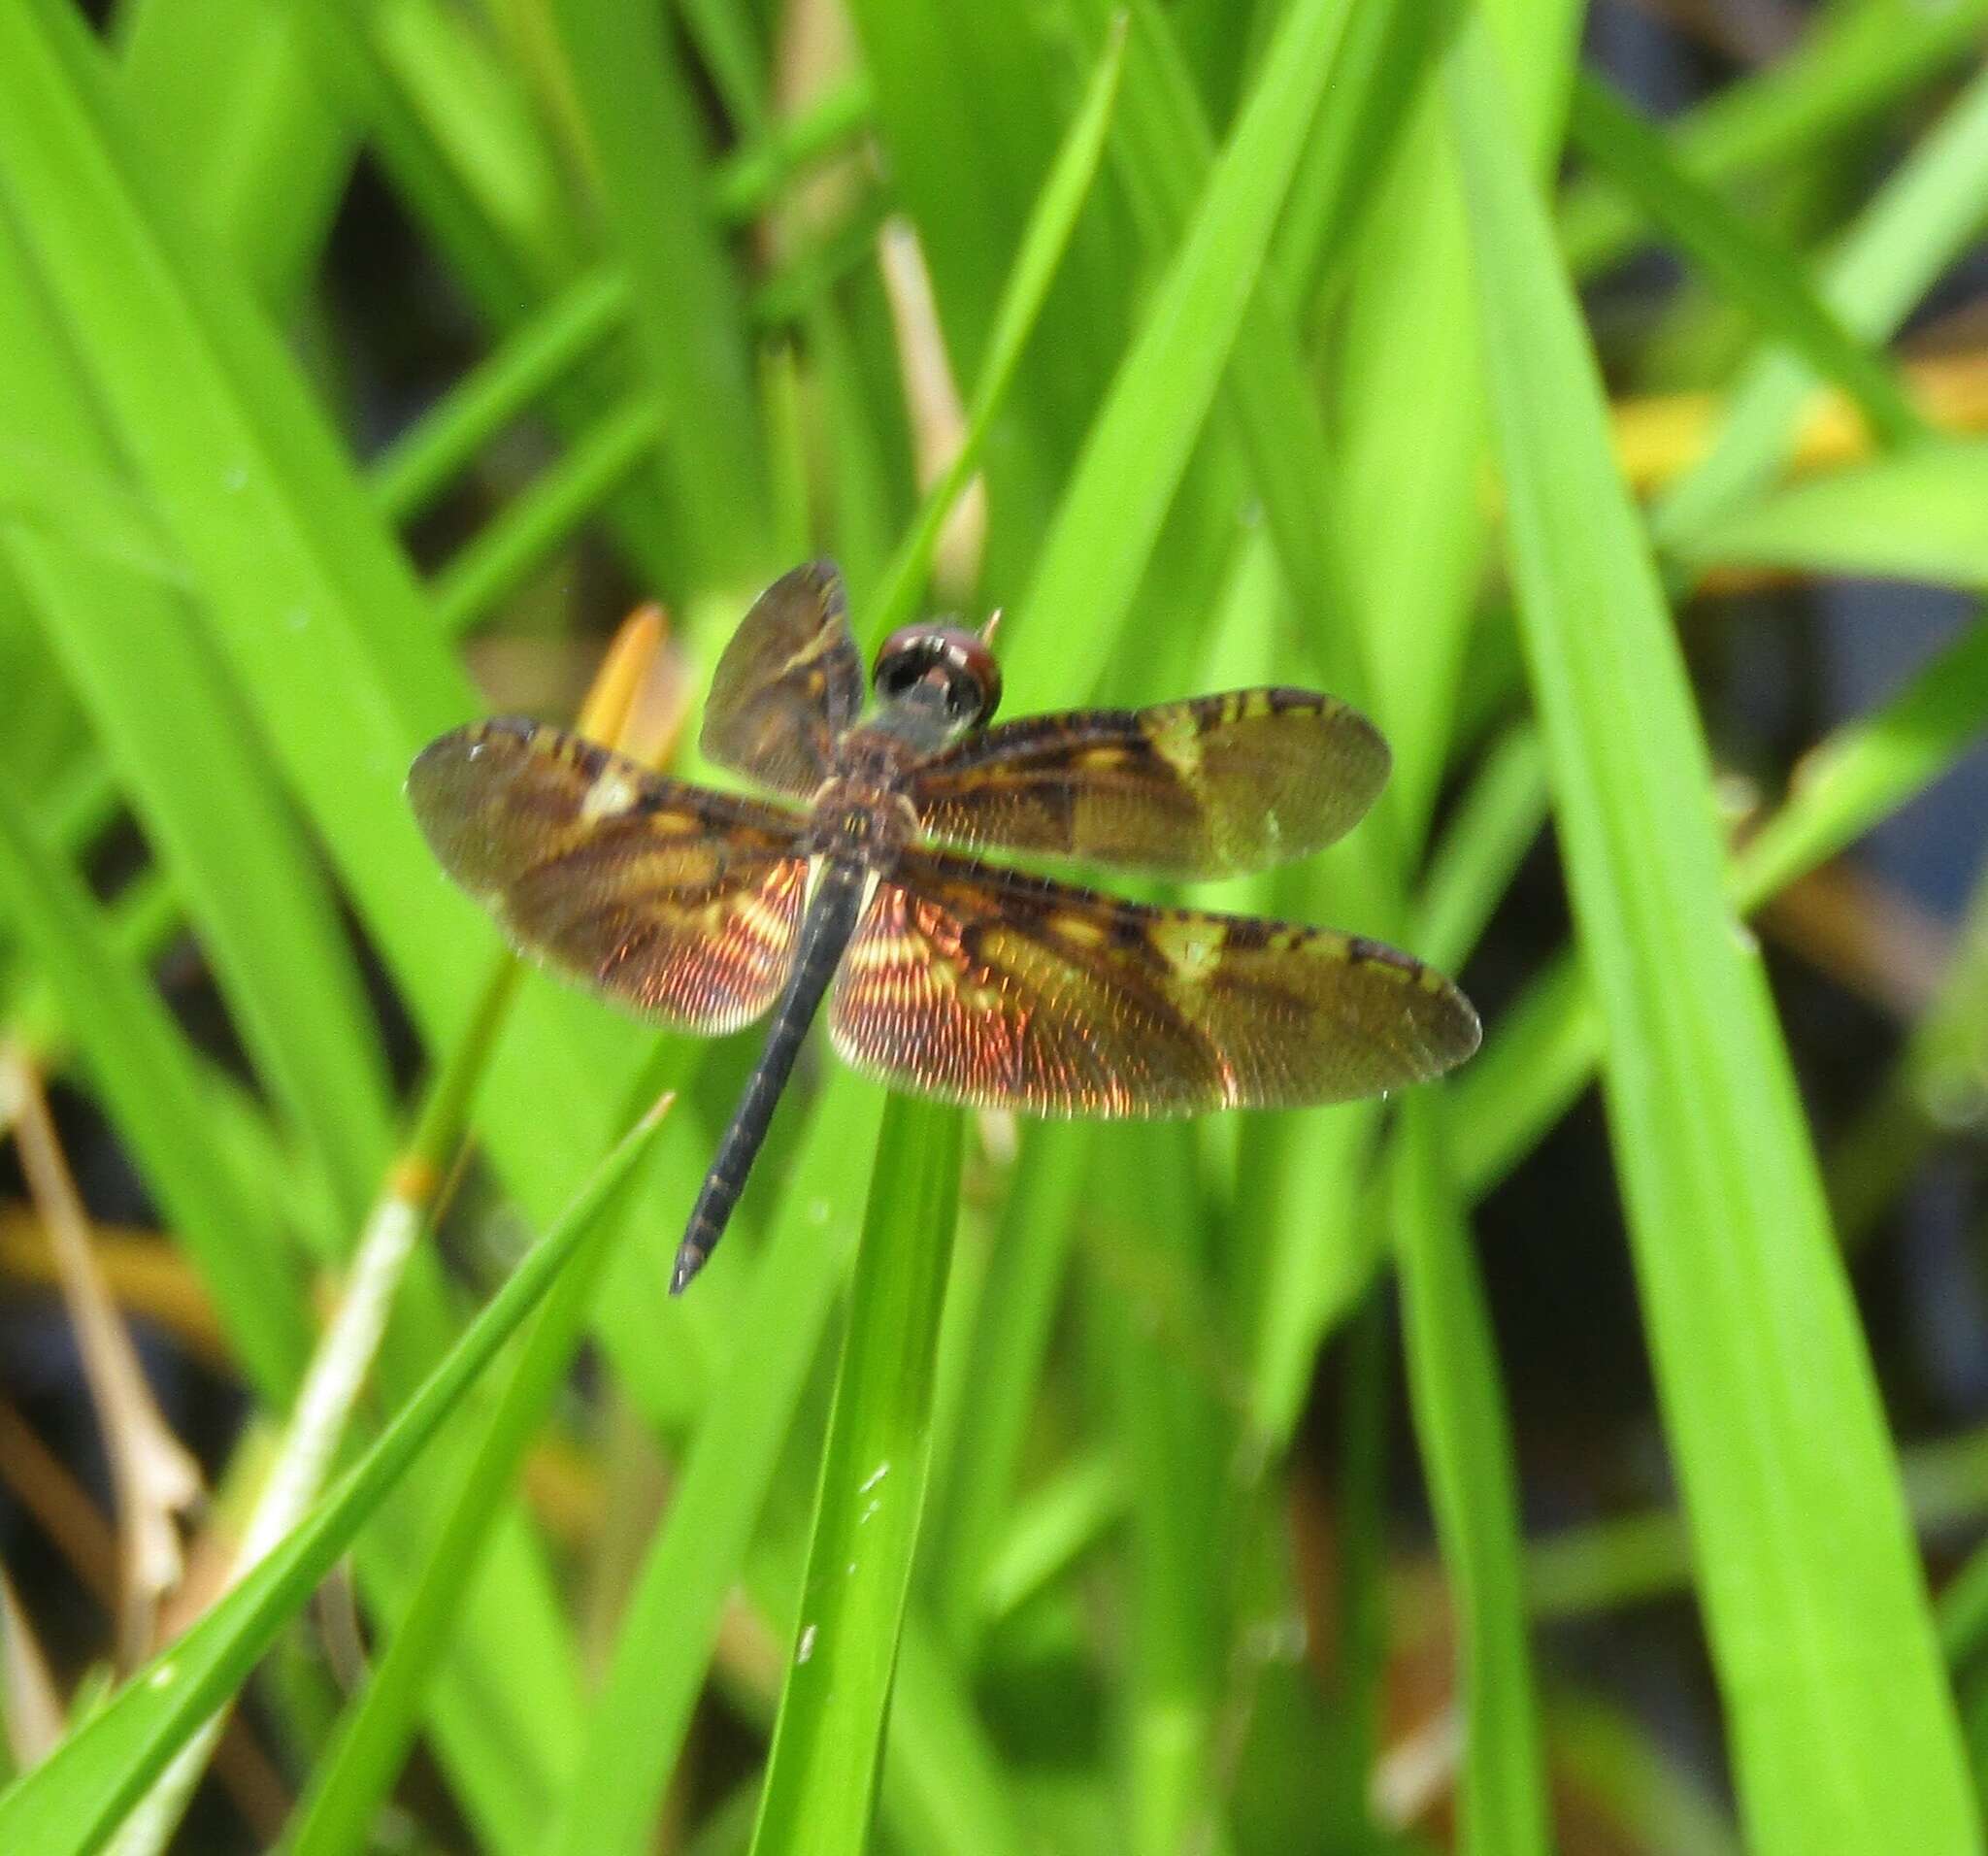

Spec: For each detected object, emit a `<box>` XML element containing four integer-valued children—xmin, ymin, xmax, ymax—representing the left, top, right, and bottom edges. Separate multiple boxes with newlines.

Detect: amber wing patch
<box><xmin>699</xmin><ymin>559</ymin><xmax>864</xmax><ymax>799</ymax></box>
<box><xmin>828</xmin><ymin>847</ymin><xmax>1479</xmax><ymax>1115</ymax></box>
<box><xmin>906</xmin><ymin>689</ymin><xmax>1390</xmax><ymax>878</ymax></box>
<box><xmin>409</xmin><ymin>718</ymin><xmax>809</xmax><ymax>1033</ymax></box>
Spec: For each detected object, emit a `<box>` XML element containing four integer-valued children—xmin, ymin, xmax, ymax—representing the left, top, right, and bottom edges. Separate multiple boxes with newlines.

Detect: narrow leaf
<box><xmin>1449</xmin><ymin>23</ymin><xmax>1976</xmax><ymax>1848</ymax></box>
<box><xmin>748</xmin><ymin>1096</ymin><xmax>963</xmax><ymax>1853</ymax></box>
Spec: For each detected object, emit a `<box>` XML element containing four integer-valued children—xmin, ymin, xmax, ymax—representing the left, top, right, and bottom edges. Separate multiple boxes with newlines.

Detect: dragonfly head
<box><xmin>873</xmin><ymin>623</ymin><xmax>1003</xmax><ymax>742</ymax></box>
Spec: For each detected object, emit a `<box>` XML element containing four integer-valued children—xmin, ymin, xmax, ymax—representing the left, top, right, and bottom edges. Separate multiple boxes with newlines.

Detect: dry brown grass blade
<box><xmin>770</xmin><ymin>0</ymin><xmax>867</xmax><ymax>259</ymax></box>
<box><xmin>0</xmin><ymin>1048</ymin><xmax>203</xmax><ymax>1668</ymax></box>
<box><xmin>1612</xmin><ymin>346</ymin><xmax>1988</xmax><ymax>494</ymax></box>
<box><xmin>0</xmin><ymin>1563</ymin><xmax>65</xmax><ymax>1767</ymax></box>
<box><xmin>101</xmin><ymin>600</ymin><xmax>686</xmax><ymax>1855</ymax></box>
<box><xmin>1758</xmin><ymin>861</ymin><xmax>1954</xmax><ymax>1019</ymax></box>
<box><xmin>0</xmin><ymin>1210</ymin><xmax>227</xmax><ymax>1367</ymax></box>
<box><xmin>878</xmin><ymin>215</ymin><xmax>987</xmax><ymax>598</ymax></box>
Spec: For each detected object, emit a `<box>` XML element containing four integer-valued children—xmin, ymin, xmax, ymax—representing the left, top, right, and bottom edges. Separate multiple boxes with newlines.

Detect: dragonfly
<box><xmin>409</xmin><ymin>561</ymin><xmax>1479</xmax><ymax>1292</ymax></box>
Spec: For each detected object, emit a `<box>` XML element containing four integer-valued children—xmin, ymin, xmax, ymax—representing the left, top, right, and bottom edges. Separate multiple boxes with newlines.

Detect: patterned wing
<box><xmin>700</xmin><ymin>559</ymin><xmax>864</xmax><ymax>797</ymax></box>
<box><xmin>906</xmin><ymin>689</ymin><xmax>1389</xmax><ymax>878</ymax></box>
<box><xmin>410</xmin><ymin>718</ymin><xmax>808</xmax><ymax>1033</ymax></box>
<box><xmin>829</xmin><ymin>847</ymin><xmax>1478</xmax><ymax>1115</ymax></box>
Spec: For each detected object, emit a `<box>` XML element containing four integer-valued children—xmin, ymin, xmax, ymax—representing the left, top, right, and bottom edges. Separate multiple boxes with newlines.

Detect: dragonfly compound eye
<box><xmin>874</xmin><ymin>624</ymin><xmax>1002</xmax><ymax>727</ymax></box>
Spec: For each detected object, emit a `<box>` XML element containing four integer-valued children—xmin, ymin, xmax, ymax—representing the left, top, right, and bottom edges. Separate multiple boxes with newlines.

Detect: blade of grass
<box><xmin>0</xmin><ymin>1094</ymin><xmax>674</xmax><ymax>1856</ymax></box>
<box><xmin>1006</xmin><ymin>0</ymin><xmax>1354</xmax><ymax>707</ymax></box>
<box><xmin>1450</xmin><ymin>610</ymin><xmax>1988</xmax><ymax>1198</ymax></box>
<box><xmin>842</xmin><ymin>0</ymin><xmax>1130</xmax><ymax>546</ymax></box>
<box><xmin>1830</xmin><ymin>850</ymin><xmax>1988</xmax><ymax>1243</ymax></box>
<box><xmin>673</xmin><ymin>0</ymin><xmax>766</xmax><ymax>134</ymax></box>
<box><xmin>878</xmin><ymin>1620</ymin><xmax>1033</xmax><ymax>1855</ymax></box>
<box><xmin>0</xmin><ymin>760</ymin><xmax>308</xmax><ymax>1403</ymax></box>
<box><xmin>1325</xmin><ymin>0</ymin><xmax>1572</xmax><ymax>840</ymax></box>
<box><xmin>1569</xmin><ymin>72</ymin><xmax>1925</xmax><ymax>451</ymax></box>
<box><xmin>862</xmin><ymin>15</ymin><xmax>1128</xmax><ymax>647</ymax></box>
<box><xmin>282</xmin><ymin>1039</ymin><xmax>696</xmax><ymax>1856</ymax></box>
<box><xmin>1449</xmin><ymin>22</ymin><xmax>1976</xmax><ymax>1847</ymax></box>
<box><xmin>1526</xmin><ymin>1421</ymin><xmax>1988</xmax><ymax>1628</ymax></box>
<box><xmin>1267</xmin><ymin>0</ymin><xmax>1456</xmax><ymax>314</ymax></box>
<box><xmin>0</xmin><ymin>0</ymin><xmax>727</xmax><ymax>1440</ymax></box>
<box><xmin>1546</xmin><ymin>1691</ymin><xmax>1742</xmax><ymax>1856</ymax></box>
<box><xmin>718</xmin><ymin>1524</ymin><xmax>1031</xmax><ymax>1855</ymax></box>
<box><xmin>426</xmin><ymin>395</ymin><xmax>663</xmax><ymax>636</ymax></box>
<box><xmin>514</xmin><ymin>1076</ymin><xmax>880</xmax><ymax>1856</ymax></box>
<box><xmin>289</xmin><ymin>0</ymin><xmax>675</xmax><ymax>592</ymax></box>
<box><xmin>368</xmin><ymin>267</ymin><xmax>630</xmax><ymax>523</ymax></box>
<box><xmin>1654</xmin><ymin>60</ymin><xmax>1988</xmax><ymax>549</ymax></box>
<box><xmin>118</xmin><ymin>0</ymin><xmax>356</xmax><ymax>309</ymax></box>
<box><xmin>105</xmin><ymin>961</ymin><xmax>525</xmax><ymax>1856</ymax></box>
<box><xmin>747</xmin><ymin>1095</ymin><xmax>963</xmax><ymax>1854</ymax></box>
<box><xmin>0</xmin><ymin>214</ymin><xmax>395</xmax><ymax>1237</ymax></box>
<box><xmin>545</xmin><ymin>0</ymin><xmax>768</xmax><ymax>581</ymax></box>
<box><xmin>1097</xmin><ymin>1126</ymin><xmax>1230</xmax><ymax>1855</ymax></box>
<box><xmin>1409</xmin><ymin>726</ymin><xmax>1549</xmax><ymax>974</ymax></box>
<box><xmin>1393</xmin><ymin>1098</ymin><xmax>1549</xmax><ymax>1854</ymax></box>
<box><xmin>359</xmin><ymin>0</ymin><xmax>581</xmax><ymax>304</ymax></box>
<box><xmin>1559</xmin><ymin>0</ymin><xmax>1988</xmax><ymax>279</ymax></box>
<box><xmin>922</xmin><ymin>1118</ymin><xmax>1092</xmax><ymax>1648</ymax></box>
<box><xmin>1681</xmin><ymin>443</ymin><xmax>1988</xmax><ymax>591</ymax></box>
<box><xmin>976</xmin><ymin>1450</ymin><xmax>1126</xmax><ymax>1627</ymax></box>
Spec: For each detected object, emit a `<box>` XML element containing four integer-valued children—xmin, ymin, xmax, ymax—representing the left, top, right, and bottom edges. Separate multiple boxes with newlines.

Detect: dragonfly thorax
<box><xmin>805</xmin><ymin>767</ymin><xmax>920</xmax><ymax>870</ymax></box>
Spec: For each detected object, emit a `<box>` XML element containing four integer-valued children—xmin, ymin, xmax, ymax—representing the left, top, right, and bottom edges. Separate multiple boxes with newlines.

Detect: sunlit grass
<box><xmin>0</xmin><ymin>1</ymin><xmax>1985</xmax><ymax>1852</ymax></box>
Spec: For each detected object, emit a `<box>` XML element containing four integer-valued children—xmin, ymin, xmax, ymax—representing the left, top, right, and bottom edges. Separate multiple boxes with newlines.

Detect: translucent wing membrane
<box><xmin>410</xmin><ymin>719</ymin><xmax>809</xmax><ymax>1033</ymax></box>
<box><xmin>830</xmin><ymin>847</ymin><xmax>1479</xmax><ymax>1115</ymax></box>
<box><xmin>699</xmin><ymin>559</ymin><xmax>864</xmax><ymax>798</ymax></box>
<box><xmin>906</xmin><ymin>688</ymin><xmax>1389</xmax><ymax>877</ymax></box>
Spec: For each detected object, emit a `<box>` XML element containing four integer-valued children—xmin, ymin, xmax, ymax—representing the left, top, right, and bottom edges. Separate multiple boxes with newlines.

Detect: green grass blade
<box><xmin>1559</xmin><ymin>0</ymin><xmax>1988</xmax><ymax>278</ymax></box>
<box><xmin>877</xmin><ymin>1622</ymin><xmax>1032</xmax><ymax>1856</ymax></box>
<box><xmin>535</xmin><ymin>1076</ymin><xmax>883</xmax><ymax>1856</ymax></box>
<box><xmin>1410</xmin><ymin>725</ymin><xmax>1549</xmax><ymax>973</ymax></box>
<box><xmin>1007</xmin><ymin>0</ymin><xmax>1354</xmax><ymax>708</ymax></box>
<box><xmin>0</xmin><ymin>1096</ymin><xmax>673</xmax><ymax>1856</ymax></box>
<box><xmin>922</xmin><ymin>1118</ymin><xmax>1091</xmax><ymax>1647</ymax></box>
<box><xmin>747</xmin><ymin>1095</ymin><xmax>963</xmax><ymax>1854</ymax></box>
<box><xmin>1268</xmin><ymin>0</ymin><xmax>1456</xmax><ymax>313</ymax></box>
<box><xmin>426</xmin><ymin>394</ymin><xmax>663</xmax><ymax>636</ymax></box>
<box><xmin>1448</xmin><ymin>21</ymin><xmax>1977</xmax><ymax>1848</ymax></box>
<box><xmin>368</xmin><ymin>267</ymin><xmax>630</xmax><ymax>523</ymax></box>
<box><xmin>1830</xmin><ymin>849</ymin><xmax>1988</xmax><ymax>1243</ymax></box>
<box><xmin>0</xmin><ymin>758</ymin><xmax>310</xmax><ymax>1401</ymax></box>
<box><xmin>103</xmin><ymin>963</ymin><xmax>526</xmax><ymax>1856</ymax></box>
<box><xmin>545</xmin><ymin>0</ymin><xmax>768</xmax><ymax>582</ymax></box>
<box><xmin>1451</xmin><ymin>610</ymin><xmax>1988</xmax><ymax>1199</ymax></box>
<box><xmin>0</xmin><ymin>0</ymin><xmax>713</xmax><ymax>1432</ymax></box>
<box><xmin>977</xmin><ymin>1450</ymin><xmax>1126</xmax><ymax>1626</ymax></box>
<box><xmin>1682</xmin><ymin>443</ymin><xmax>1988</xmax><ymax>591</ymax></box>
<box><xmin>344</xmin><ymin>0</ymin><xmax>580</xmax><ymax>306</ymax></box>
<box><xmin>1569</xmin><ymin>72</ymin><xmax>1925</xmax><ymax>449</ymax></box>
<box><xmin>1100</xmin><ymin>1127</ymin><xmax>1228</xmax><ymax>1853</ymax></box>
<box><xmin>1326</xmin><ymin>0</ymin><xmax>1573</xmax><ymax>836</ymax></box>
<box><xmin>863</xmin><ymin>14</ymin><xmax>1127</xmax><ymax>648</ymax></box>
<box><xmin>673</xmin><ymin>0</ymin><xmax>767</xmax><ymax>134</ymax></box>
<box><xmin>841</xmin><ymin>0</ymin><xmax>1129</xmax><ymax>532</ymax></box>
<box><xmin>1394</xmin><ymin>1099</ymin><xmax>1549</xmax><ymax>1854</ymax></box>
<box><xmin>1654</xmin><ymin>60</ymin><xmax>1988</xmax><ymax>548</ymax></box>
<box><xmin>0</xmin><ymin>215</ymin><xmax>395</xmax><ymax>1237</ymax></box>
<box><xmin>119</xmin><ymin>0</ymin><xmax>355</xmax><ymax>307</ymax></box>
<box><xmin>286</xmin><ymin>1047</ymin><xmax>702</xmax><ymax>1856</ymax></box>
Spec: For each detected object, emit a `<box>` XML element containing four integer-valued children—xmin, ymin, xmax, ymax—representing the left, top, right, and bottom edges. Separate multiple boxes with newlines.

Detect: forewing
<box><xmin>907</xmin><ymin>689</ymin><xmax>1389</xmax><ymax>878</ymax></box>
<box><xmin>410</xmin><ymin>718</ymin><xmax>808</xmax><ymax>1033</ymax></box>
<box><xmin>829</xmin><ymin>847</ymin><xmax>1478</xmax><ymax>1115</ymax></box>
<box><xmin>700</xmin><ymin>559</ymin><xmax>864</xmax><ymax>797</ymax></box>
